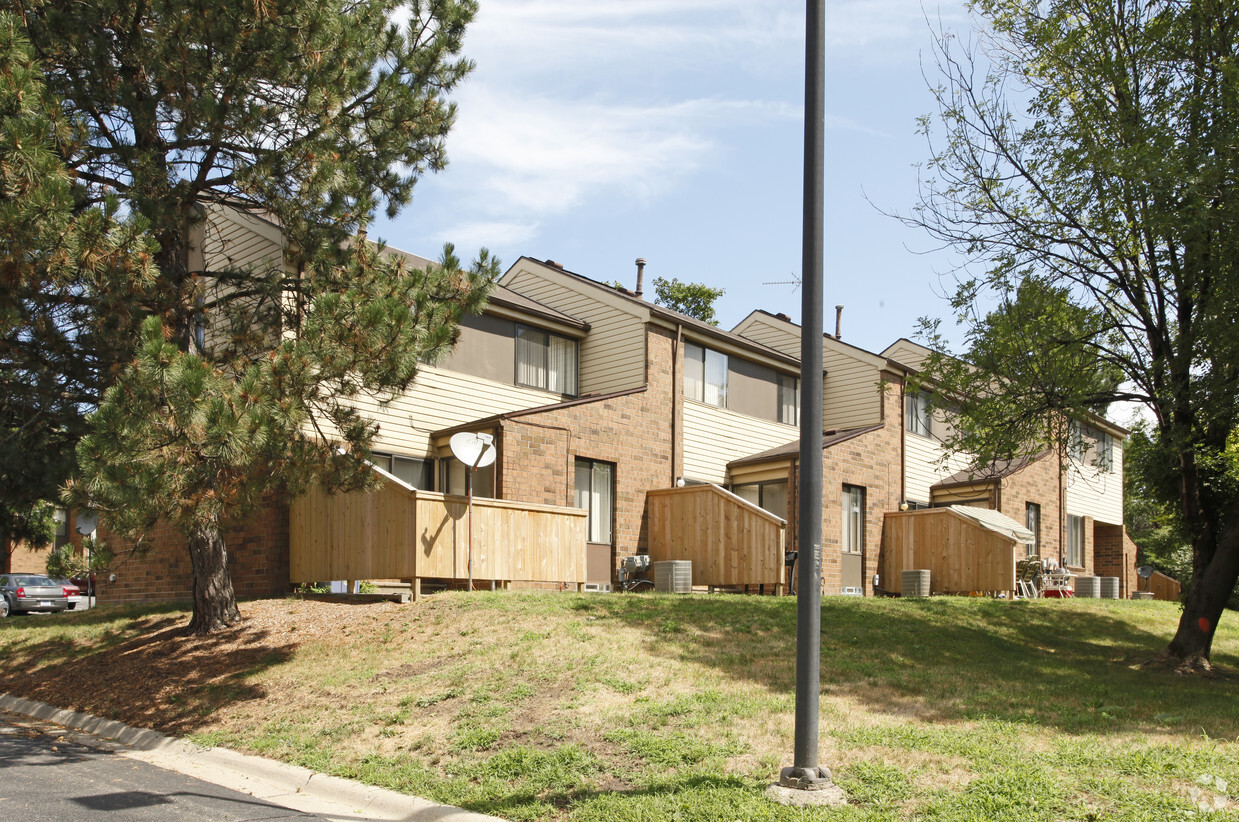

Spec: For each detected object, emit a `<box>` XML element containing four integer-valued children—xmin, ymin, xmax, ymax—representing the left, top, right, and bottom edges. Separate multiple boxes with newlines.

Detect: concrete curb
<box><xmin>0</xmin><ymin>692</ymin><xmax>503</xmax><ymax>821</ymax></box>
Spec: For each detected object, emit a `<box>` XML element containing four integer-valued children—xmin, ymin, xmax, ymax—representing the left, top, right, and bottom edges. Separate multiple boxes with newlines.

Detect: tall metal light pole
<box><xmin>778</xmin><ymin>0</ymin><xmax>833</xmax><ymax>792</ymax></box>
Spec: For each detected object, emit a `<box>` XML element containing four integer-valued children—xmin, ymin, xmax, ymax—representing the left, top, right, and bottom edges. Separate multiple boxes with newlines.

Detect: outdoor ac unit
<box><xmin>653</xmin><ymin>560</ymin><xmax>692</xmax><ymax>593</ymax></box>
<box><xmin>1075</xmin><ymin>576</ymin><xmax>1101</xmax><ymax>598</ymax></box>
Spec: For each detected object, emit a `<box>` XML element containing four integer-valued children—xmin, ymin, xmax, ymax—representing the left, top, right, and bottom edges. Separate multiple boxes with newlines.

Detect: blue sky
<box><xmin>375</xmin><ymin>0</ymin><xmax>972</xmax><ymax>356</ymax></box>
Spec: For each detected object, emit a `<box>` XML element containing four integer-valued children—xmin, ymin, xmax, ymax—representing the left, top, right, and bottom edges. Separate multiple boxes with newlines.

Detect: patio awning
<box><xmin>948</xmin><ymin>505</ymin><xmax>1035</xmax><ymax>544</ymax></box>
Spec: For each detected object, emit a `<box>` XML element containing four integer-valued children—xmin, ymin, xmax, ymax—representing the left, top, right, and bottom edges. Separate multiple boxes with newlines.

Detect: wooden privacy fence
<box><xmin>882</xmin><ymin>508</ymin><xmax>1019</xmax><ymax>595</ymax></box>
<box><xmin>1142</xmin><ymin>570</ymin><xmax>1181</xmax><ymax>602</ymax></box>
<box><xmin>290</xmin><ymin>470</ymin><xmax>588</xmax><ymax>590</ymax></box>
<box><xmin>647</xmin><ymin>484</ymin><xmax>786</xmax><ymax>592</ymax></box>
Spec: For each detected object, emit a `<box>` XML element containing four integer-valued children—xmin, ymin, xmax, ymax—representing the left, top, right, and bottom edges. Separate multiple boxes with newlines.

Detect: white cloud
<box><xmin>443</xmin><ymin>88</ymin><xmax>795</xmax><ymax>217</ymax></box>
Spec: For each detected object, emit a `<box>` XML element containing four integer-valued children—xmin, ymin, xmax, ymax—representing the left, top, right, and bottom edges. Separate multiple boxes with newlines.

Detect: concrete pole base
<box><xmin>767</xmin><ymin>766</ymin><xmax>846</xmax><ymax>807</ymax></box>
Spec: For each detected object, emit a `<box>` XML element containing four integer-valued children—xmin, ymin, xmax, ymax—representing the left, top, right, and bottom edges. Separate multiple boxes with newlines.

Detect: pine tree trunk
<box><xmin>1166</xmin><ymin>529</ymin><xmax>1239</xmax><ymax>671</ymax></box>
<box><xmin>185</xmin><ymin>518</ymin><xmax>241</xmax><ymax>635</ymax></box>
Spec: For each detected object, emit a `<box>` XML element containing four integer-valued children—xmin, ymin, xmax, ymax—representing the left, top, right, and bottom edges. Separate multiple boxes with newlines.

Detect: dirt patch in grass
<box><xmin>0</xmin><ymin>599</ymin><xmax>427</xmax><ymax>735</ymax></box>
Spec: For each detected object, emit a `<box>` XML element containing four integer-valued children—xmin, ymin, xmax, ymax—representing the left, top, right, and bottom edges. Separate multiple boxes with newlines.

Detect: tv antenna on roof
<box><xmin>763</xmin><ymin>272</ymin><xmax>802</xmax><ymax>292</ymax></box>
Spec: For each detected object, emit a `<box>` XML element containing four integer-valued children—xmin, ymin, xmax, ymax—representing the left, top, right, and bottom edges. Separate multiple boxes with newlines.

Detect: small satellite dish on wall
<box><xmin>1137</xmin><ymin>565</ymin><xmax>1155</xmax><ymax>579</ymax></box>
<box><xmin>449</xmin><ymin>432</ymin><xmax>496</xmax><ymax>469</ymax></box>
<box><xmin>75</xmin><ymin>510</ymin><xmax>99</xmax><ymax>535</ymax></box>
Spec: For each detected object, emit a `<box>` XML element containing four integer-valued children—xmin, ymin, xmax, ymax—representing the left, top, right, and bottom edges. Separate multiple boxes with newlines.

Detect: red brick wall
<box><xmin>997</xmin><ymin>452</ymin><xmax>1062</xmax><ymax>564</ymax></box>
<box><xmin>93</xmin><ymin>501</ymin><xmax>291</xmax><ymax>604</ymax></box>
<box><xmin>6</xmin><ymin>512</ymin><xmax>86</xmax><ymax>575</ymax></box>
<box><xmin>789</xmin><ymin>377</ymin><xmax>902</xmax><ymax>596</ymax></box>
<box><xmin>1093</xmin><ymin>522</ymin><xmax>1136</xmax><ymax>596</ymax></box>
<box><xmin>497</xmin><ymin>325</ymin><xmax>677</xmax><ymax>577</ymax></box>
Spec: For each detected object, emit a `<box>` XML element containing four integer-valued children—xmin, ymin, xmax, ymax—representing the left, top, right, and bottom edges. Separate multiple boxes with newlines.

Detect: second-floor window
<box><xmin>515</xmin><ymin>324</ymin><xmax>578</xmax><ymax>396</ymax></box>
<box><xmin>778</xmin><ymin>374</ymin><xmax>799</xmax><ymax>425</ymax></box>
<box><xmin>1068</xmin><ymin>420</ymin><xmax>1116</xmax><ymax>472</ymax></box>
<box><xmin>905</xmin><ymin>390</ymin><xmax>932</xmax><ymax>437</ymax></box>
<box><xmin>684</xmin><ymin>342</ymin><xmax>728</xmax><ymax>408</ymax></box>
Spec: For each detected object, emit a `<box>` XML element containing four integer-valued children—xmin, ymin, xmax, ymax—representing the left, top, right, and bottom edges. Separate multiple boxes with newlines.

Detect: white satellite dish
<box><xmin>75</xmin><ymin>510</ymin><xmax>99</xmax><ymax>535</ymax></box>
<box><xmin>449</xmin><ymin>432</ymin><xmax>496</xmax><ymax>469</ymax></box>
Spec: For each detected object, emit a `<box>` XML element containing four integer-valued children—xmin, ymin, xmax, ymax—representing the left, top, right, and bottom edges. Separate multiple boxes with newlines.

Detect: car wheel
<box><xmin>0</xmin><ymin>597</ymin><xmax>9</xmax><ymax>618</ymax></box>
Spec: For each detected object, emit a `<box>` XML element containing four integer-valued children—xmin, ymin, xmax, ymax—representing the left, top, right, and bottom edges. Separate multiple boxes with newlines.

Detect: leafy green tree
<box><xmin>652</xmin><ymin>276</ymin><xmax>725</xmax><ymax>325</ymax></box>
<box><xmin>1124</xmin><ymin>425</ymin><xmax>1192</xmax><ymax>583</ymax></box>
<box><xmin>906</xmin><ymin>0</ymin><xmax>1239</xmax><ymax>668</ymax></box>
<box><xmin>14</xmin><ymin>0</ymin><xmax>496</xmax><ymax>633</ymax></box>
<box><xmin>0</xmin><ymin>14</ymin><xmax>156</xmax><ymax>570</ymax></box>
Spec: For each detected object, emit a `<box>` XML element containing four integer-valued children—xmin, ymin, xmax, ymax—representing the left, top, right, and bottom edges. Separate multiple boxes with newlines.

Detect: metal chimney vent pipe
<box><xmin>635</xmin><ymin>258</ymin><xmax>646</xmax><ymax>298</ymax></box>
<box><xmin>835</xmin><ymin>305</ymin><xmax>844</xmax><ymax>339</ymax></box>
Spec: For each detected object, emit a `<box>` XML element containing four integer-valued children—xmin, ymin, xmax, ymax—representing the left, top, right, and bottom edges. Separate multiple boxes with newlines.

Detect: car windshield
<box><xmin>14</xmin><ymin>576</ymin><xmax>55</xmax><ymax>586</ymax></box>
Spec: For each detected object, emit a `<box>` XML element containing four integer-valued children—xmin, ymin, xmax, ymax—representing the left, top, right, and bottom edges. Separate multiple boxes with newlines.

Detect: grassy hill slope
<box><xmin>2</xmin><ymin>592</ymin><xmax>1237</xmax><ymax>820</ymax></box>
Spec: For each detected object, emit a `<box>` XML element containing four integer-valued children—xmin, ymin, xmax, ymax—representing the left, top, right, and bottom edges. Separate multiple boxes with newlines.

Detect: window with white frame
<box><xmin>1067</xmin><ymin>420</ymin><xmax>1088</xmax><ymax>461</ymax></box>
<box><xmin>778</xmin><ymin>373</ymin><xmax>799</xmax><ymax>425</ymax></box>
<box><xmin>515</xmin><ymin>324</ymin><xmax>578</xmax><ymax>396</ymax></box>
<box><xmin>684</xmin><ymin>342</ymin><xmax>728</xmax><ymax>408</ymax></box>
<box><xmin>1067</xmin><ymin>514</ymin><xmax>1084</xmax><ymax>567</ymax></box>
<box><xmin>905</xmin><ymin>390</ymin><xmax>932</xmax><ymax>437</ymax></box>
<box><xmin>1097</xmin><ymin>431</ymin><xmax>1114</xmax><ymax>472</ymax></box>
<box><xmin>842</xmin><ymin>484</ymin><xmax>865</xmax><ymax>555</ymax></box>
<box><xmin>574</xmin><ymin>458</ymin><xmax>614</xmax><ymax>544</ymax></box>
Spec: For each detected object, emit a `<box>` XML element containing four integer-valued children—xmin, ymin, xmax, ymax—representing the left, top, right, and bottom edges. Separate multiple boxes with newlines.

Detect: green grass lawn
<box><xmin>3</xmin><ymin>592</ymin><xmax>1238</xmax><ymax>821</ymax></box>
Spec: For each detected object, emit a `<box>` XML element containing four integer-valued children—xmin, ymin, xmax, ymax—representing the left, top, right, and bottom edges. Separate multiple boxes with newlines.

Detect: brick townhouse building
<box><xmin>29</xmin><ymin>207</ymin><xmax>1136</xmax><ymax>600</ymax></box>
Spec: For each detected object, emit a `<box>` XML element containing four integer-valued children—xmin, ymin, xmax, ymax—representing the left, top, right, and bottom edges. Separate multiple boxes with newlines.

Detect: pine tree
<box><xmin>0</xmin><ymin>13</ymin><xmax>156</xmax><ymax>571</ymax></box>
<box><xmin>11</xmin><ymin>0</ymin><xmax>496</xmax><ymax>633</ymax></box>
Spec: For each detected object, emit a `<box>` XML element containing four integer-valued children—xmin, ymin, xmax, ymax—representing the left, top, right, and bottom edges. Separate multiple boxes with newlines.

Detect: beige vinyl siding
<box><xmin>320</xmin><ymin>366</ymin><xmax>566</xmax><ymax>458</ymax></box>
<box><xmin>732</xmin><ymin>314</ymin><xmax>801</xmax><ymax>357</ymax></box>
<box><xmin>883</xmin><ymin>339</ymin><xmax>932</xmax><ymax>371</ymax></box>
<box><xmin>904</xmin><ymin>432</ymin><xmax>973</xmax><ymax>505</ymax></box>
<box><xmin>733</xmin><ymin>313</ymin><xmax>885</xmax><ymax>429</ymax></box>
<box><xmin>197</xmin><ymin>208</ymin><xmax>285</xmax><ymax>351</ymax></box>
<box><xmin>202</xmin><ymin>207</ymin><xmax>284</xmax><ymax>274</ymax></box>
<box><xmin>1065</xmin><ymin>442</ymin><xmax>1124</xmax><ymax>524</ymax></box>
<box><xmin>502</xmin><ymin>265</ymin><xmax>646</xmax><ymax>394</ymax></box>
<box><xmin>823</xmin><ymin>343</ymin><xmax>883</xmax><ymax>429</ymax></box>
<box><xmin>682</xmin><ymin>401</ymin><xmax>798</xmax><ymax>484</ymax></box>
<box><xmin>729</xmin><ymin>461</ymin><xmax>792</xmax><ymax>485</ymax></box>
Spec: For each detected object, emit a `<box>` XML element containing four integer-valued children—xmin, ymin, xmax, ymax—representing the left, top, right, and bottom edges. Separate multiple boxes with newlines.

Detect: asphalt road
<box><xmin>0</xmin><ymin>710</ymin><xmax>321</xmax><ymax>820</ymax></box>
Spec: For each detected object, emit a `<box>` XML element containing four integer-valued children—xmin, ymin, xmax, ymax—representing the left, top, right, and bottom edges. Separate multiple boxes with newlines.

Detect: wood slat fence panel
<box><xmin>1145</xmin><ymin>571</ymin><xmax>1181</xmax><ymax>602</ymax></box>
<box><xmin>647</xmin><ymin>485</ymin><xmax>785</xmax><ymax>589</ymax></box>
<box><xmin>290</xmin><ymin>471</ymin><xmax>587</xmax><ymax>587</ymax></box>
<box><xmin>881</xmin><ymin>509</ymin><xmax>1018</xmax><ymax>594</ymax></box>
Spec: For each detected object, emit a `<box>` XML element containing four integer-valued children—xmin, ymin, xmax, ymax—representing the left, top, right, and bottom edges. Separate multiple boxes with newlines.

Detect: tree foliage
<box><xmin>0</xmin><ymin>13</ymin><xmax>156</xmax><ymax>566</ymax></box>
<box><xmin>1123</xmin><ymin>424</ymin><xmax>1192</xmax><ymax>580</ymax></box>
<box><xmin>907</xmin><ymin>0</ymin><xmax>1239</xmax><ymax>666</ymax></box>
<box><xmin>10</xmin><ymin>0</ymin><xmax>495</xmax><ymax>632</ymax></box>
<box><xmin>652</xmin><ymin>276</ymin><xmax>725</xmax><ymax>325</ymax></box>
